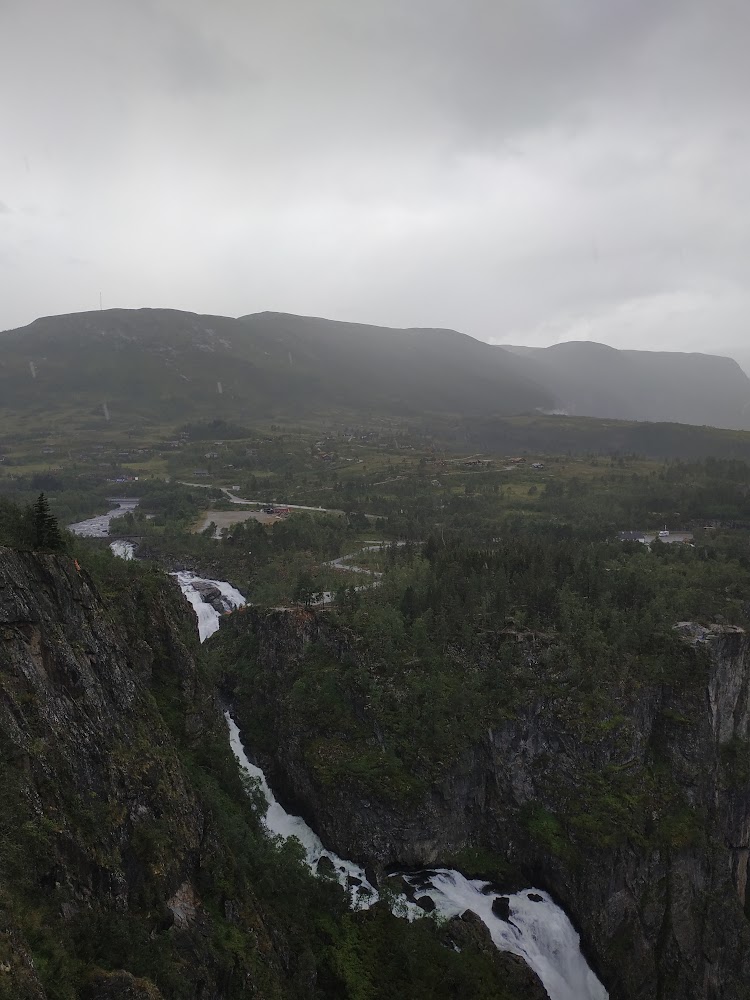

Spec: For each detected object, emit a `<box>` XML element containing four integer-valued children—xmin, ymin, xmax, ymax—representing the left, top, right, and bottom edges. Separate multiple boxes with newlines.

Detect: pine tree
<box><xmin>31</xmin><ymin>493</ymin><xmax>63</xmax><ymax>551</ymax></box>
<box><xmin>293</xmin><ymin>572</ymin><xmax>317</xmax><ymax>607</ymax></box>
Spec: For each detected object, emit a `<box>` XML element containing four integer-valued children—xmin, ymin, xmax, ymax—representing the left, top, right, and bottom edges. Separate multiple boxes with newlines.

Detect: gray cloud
<box><xmin>1</xmin><ymin>0</ymin><xmax>749</xmax><ymax>365</ymax></box>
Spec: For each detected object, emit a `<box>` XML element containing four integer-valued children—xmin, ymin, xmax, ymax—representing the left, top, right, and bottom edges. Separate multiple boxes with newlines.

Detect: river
<box><xmin>160</xmin><ymin>561</ymin><xmax>608</xmax><ymax>1000</ymax></box>
<box><xmin>68</xmin><ymin>500</ymin><xmax>140</xmax><ymax>538</ymax></box>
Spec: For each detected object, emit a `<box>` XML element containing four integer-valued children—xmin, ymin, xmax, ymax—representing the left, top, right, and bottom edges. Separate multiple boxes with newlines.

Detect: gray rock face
<box><xmin>229</xmin><ymin>608</ymin><xmax>750</xmax><ymax>1000</ymax></box>
<box><xmin>0</xmin><ymin>548</ymin><xmax>284</xmax><ymax>999</ymax></box>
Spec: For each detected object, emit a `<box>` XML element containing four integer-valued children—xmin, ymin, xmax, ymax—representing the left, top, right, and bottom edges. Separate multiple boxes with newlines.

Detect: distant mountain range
<box><xmin>499</xmin><ymin>340</ymin><xmax>750</xmax><ymax>429</ymax></box>
<box><xmin>1</xmin><ymin>308</ymin><xmax>749</xmax><ymax>434</ymax></box>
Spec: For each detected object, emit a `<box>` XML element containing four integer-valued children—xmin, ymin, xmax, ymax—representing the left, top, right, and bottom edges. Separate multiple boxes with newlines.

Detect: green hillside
<box><xmin>0</xmin><ymin>308</ymin><xmax>554</xmax><ymax>434</ymax></box>
<box><xmin>4</xmin><ymin>308</ymin><xmax>750</xmax><ymax>464</ymax></box>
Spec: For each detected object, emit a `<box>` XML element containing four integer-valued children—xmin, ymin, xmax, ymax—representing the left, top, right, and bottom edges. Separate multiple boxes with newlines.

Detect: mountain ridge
<box><xmin>1</xmin><ymin>307</ymin><xmax>749</xmax><ymax>433</ymax></box>
<box><xmin>499</xmin><ymin>340</ymin><xmax>750</xmax><ymax>428</ymax></box>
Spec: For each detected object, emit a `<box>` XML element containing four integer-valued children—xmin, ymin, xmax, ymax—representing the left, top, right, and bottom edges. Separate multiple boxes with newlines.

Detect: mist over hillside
<box><xmin>500</xmin><ymin>341</ymin><xmax>750</xmax><ymax>429</ymax></box>
<box><xmin>2</xmin><ymin>307</ymin><xmax>749</xmax><ymax>434</ymax></box>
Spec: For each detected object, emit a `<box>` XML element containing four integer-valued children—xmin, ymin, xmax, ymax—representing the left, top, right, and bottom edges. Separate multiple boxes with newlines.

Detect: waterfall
<box><xmin>110</xmin><ymin>540</ymin><xmax>135</xmax><ymax>559</ymax></box>
<box><xmin>172</xmin><ymin>571</ymin><xmax>247</xmax><ymax>640</ymax></box>
<box><xmin>175</xmin><ymin>574</ymin><xmax>608</xmax><ymax>1000</ymax></box>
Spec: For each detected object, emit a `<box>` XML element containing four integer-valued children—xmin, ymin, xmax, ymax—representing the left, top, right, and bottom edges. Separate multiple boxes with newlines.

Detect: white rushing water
<box><xmin>110</xmin><ymin>540</ymin><xmax>135</xmax><ymax>560</ymax></box>
<box><xmin>174</xmin><ymin>572</ymin><xmax>607</xmax><ymax>1000</ymax></box>
<box><xmin>226</xmin><ymin>713</ymin><xmax>381</xmax><ymax>906</ymax></box>
<box><xmin>397</xmin><ymin>872</ymin><xmax>607</xmax><ymax>1000</ymax></box>
<box><xmin>173</xmin><ymin>571</ymin><xmax>247</xmax><ymax>640</ymax></box>
<box><xmin>225</xmin><ymin>715</ymin><xmax>607</xmax><ymax>1000</ymax></box>
<box><xmin>69</xmin><ymin>500</ymin><xmax>140</xmax><ymax>538</ymax></box>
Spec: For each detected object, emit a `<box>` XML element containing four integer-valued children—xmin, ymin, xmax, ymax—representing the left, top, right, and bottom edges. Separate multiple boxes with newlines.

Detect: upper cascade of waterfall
<box><xmin>173</xmin><ymin>571</ymin><xmax>246</xmax><ymax>641</ymax></box>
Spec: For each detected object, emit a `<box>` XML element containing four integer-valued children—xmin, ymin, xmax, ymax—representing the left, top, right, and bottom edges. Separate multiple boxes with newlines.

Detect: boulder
<box><xmin>316</xmin><ymin>855</ymin><xmax>336</xmax><ymax>878</ymax></box>
<box><xmin>491</xmin><ymin>896</ymin><xmax>511</xmax><ymax>921</ymax></box>
<box><xmin>416</xmin><ymin>895</ymin><xmax>436</xmax><ymax>913</ymax></box>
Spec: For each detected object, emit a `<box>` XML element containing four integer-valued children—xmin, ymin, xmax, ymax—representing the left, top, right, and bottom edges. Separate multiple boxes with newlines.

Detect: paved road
<box><xmin>178</xmin><ymin>481</ymin><xmax>339</xmax><ymax>513</ymax></box>
<box><xmin>178</xmin><ymin>482</ymin><xmax>378</xmax><ymax>518</ymax></box>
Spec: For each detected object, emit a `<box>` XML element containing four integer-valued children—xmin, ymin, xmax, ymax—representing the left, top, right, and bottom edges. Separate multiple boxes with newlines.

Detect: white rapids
<box><xmin>69</xmin><ymin>500</ymin><xmax>139</xmax><ymax>538</ymax></box>
<box><xmin>227</xmin><ymin>713</ymin><xmax>380</xmax><ymax>906</ymax></box>
<box><xmin>175</xmin><ymin>573</ymin><xmax>608</xmax><ymax>1000</ymax></box>
<box><xmin>110</xmin><ymin>540</ymin><xmax>135</xmax><ymax>560</ymax></box>
<box><xmin>398</xmin><ymin>872</ymin><xmax>607</xmax><ymax>1000</ymax></box>
<box><xmin>173</xmin><ymin>571</ymin><xmax>247</xmax><ymax>640</ymax></box>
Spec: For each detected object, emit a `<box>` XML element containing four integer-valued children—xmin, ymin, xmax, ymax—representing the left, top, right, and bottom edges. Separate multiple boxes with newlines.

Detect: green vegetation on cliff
<box><xmin>0</xmin><ymin>548</ymin><xmax>545</xmax><ymax>1000</ymax></box>
<box><xmin>216</xmin><ymin>529</ymin><xmax>749</xmax><ymax>809</ymax></box>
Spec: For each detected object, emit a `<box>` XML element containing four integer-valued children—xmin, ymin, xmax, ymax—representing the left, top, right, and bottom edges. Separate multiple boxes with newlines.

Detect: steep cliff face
<box><xmin>0</xmin><ymin>551</ymin><xmax>553</xmax><ymax>1000</ymax></box>
<box><xmin>223</xmin><ymin>609</ymin><xmax>750</xmax><ymax>1000</ymax></box>
<box><xmin>0</xmin><ymin>549</ymin><xmax>290</xmax><ymax>1000</ymax></box>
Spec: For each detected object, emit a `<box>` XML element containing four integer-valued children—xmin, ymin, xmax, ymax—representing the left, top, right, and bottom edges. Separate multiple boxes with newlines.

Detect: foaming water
<box><xmin>69</xmin><ymin>501</ymin><xmax>139</xmax><ymax>538</ymax></box>
<box><xmin>226</xmin><ymin>714</ymin><xmax>607</xmax><ymax>1000</ymax></box>
<box><xmin>399</xmin><ymin>871</ymin><xmax>607</xmax><ymax>1000</ymax></box>
<box><xmin>226</xmin><ymin>713</ymin><xmax>380</xmax><ymax>906</ymax></box>
<box><xmin>110</xmin><ymin>540</ymin><xmax>135</xmax><ymax>559</ymax></box>
<box><xmin>173</xmin><ymin>573</ymin><xmax>607</xmax><ymax>1000</ymax></box>
<box><xmin>173</xmin><ymin>571</ymin><xmax>246</xmax><ymax>640</ymax></box>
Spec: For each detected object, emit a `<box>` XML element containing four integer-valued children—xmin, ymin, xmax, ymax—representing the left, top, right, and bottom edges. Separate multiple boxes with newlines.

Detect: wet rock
<box><xmin>415</xmin><ymin>895</ymin><xmax>436</xmax><ymax>913</ymax></box>
<box><xmin>527</xmin><ymin>893</ymin><xmax>543</xmax><ymax>903</ymax></box>
<box><xmin>316</xmin><ymin>855</ymin><xmax>336</xmax><ymax>877</ymax></box>
<box><xmin>405</xmin><ymin>871</ymin><xmax>435</xmax><ymax>891</ymax></box>
<box><xmin>491</xmin><ymin>896</ymin><xmax>511</xmax><ymax>921</ymax></box>
<box><xmin>190</xmin><ymin>581</ymin><xmax>228</xmax><ymax>612</ymax></box>
<box><xmin>364</xmin><ymin>864</ymin><xmax>380</xmax><ymax>889</ymax></box>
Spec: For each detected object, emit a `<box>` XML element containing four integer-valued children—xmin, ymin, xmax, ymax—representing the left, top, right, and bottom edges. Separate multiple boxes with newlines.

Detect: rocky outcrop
<box><xmin>190</xmin><ymin>580</ymin><xmax>230</xmax><ymax>613</ymax></box>
<box><xmin>225</xmin><ymin>608</ymin><xmax>750</xmax><ymax>1000</ymax></box>
<box><xmin>440</xmin><ymin>911</ymin><xmax>548</xmax><ymax>1000</ymax></box>
<box><xmin>83</xmin><ymin>970</ymin><xmax>164</xmax><ymax>1000</ymax></box>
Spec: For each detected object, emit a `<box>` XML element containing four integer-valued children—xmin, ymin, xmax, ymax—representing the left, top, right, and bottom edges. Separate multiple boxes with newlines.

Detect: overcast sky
<box><xmin>2</xmin><ymin>0</ymin><xmax>749</xmax><ymax>363</ymax></box>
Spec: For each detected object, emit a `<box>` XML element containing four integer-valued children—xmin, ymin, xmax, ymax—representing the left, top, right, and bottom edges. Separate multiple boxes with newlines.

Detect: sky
<box><xmin>1</xmin><ymin>0</ymin><xmax>749</xmax><ymax>365</ymax></box>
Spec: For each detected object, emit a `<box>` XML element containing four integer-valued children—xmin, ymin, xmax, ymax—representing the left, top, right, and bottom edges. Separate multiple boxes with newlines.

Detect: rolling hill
<box><xmin>0</xmin><ymin>308</ymin><xmax>554</xmax><ymax>433</ymax></box>
<box><xmin>1</xmin><ymin>308</ymin><xmax>749</xmax><ymax>439</ymax></box>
